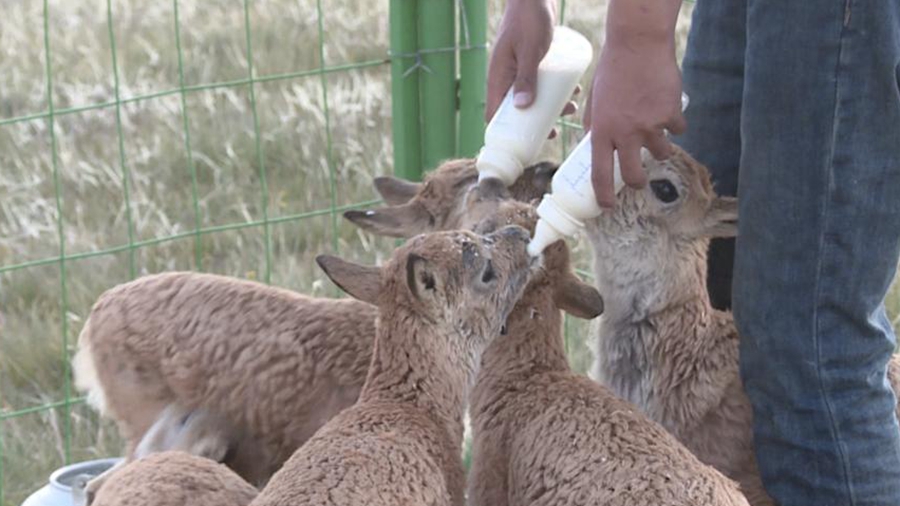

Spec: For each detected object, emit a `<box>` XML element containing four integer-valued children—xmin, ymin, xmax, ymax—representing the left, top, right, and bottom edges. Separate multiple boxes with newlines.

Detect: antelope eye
<box><xmin>650</xmin><ymin>179</ymin><xmax>679</xmax><ymax>203</ymax></box>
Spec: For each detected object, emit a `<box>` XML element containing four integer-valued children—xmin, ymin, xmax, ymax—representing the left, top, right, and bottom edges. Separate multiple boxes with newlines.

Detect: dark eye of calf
<box><xmin>650</xmin><ymin>179</ymin><xmax>679</xmax><ymax>203</ymax></box>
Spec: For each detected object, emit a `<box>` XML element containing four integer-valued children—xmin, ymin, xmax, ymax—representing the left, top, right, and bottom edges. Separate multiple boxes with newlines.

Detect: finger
<box><xmin>485</xmin><ymin>42</ymin><xmax>517</xmax><ymax>121</ymax></box>
<box><xmin>561</xmin><ymin>101</ymin><xmax>578</xmax><ymax>117</ymax></box>
<box><xmin>582</xmin><ymin>83</ymin><xmax>594</xmax><ymax>131</ymax></box>
<box><xmin>590</xmin><ymin>130</ymin><xmax>616</xmax><ymax>209</ymax></box>
<box><xmin>617</xmin><ymin>139</ymin><xmax>647</xmax><ymax>189</ymax></box>
<box><xmin>665</xmin><ymin>110</ymin><xmax>688</xmax><ymax>136</ymax></box>
<box><xmin>512</xmin><ymin>45</ymin><xmax>543</xmax><ymax>109</ymax></box>
<box><xmin>645</xmin><ymin>130</ymin><xmax>674</xmax><ymax>161</ymax></box>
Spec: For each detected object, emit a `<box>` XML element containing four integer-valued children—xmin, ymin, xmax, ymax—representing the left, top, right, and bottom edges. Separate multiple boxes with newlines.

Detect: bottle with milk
<box><xmin>527</xmin><ymin>93</ymin><xmax>690</xmax><ymax>256</ymax></box>
<box><xmin>476</xmin><ymin>26</ymin><xmax>593</xmax><ymax>185</ymax></box>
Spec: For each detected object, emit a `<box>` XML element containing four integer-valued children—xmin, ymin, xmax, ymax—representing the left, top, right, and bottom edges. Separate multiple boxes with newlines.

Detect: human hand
<box><xmin>486</xmin><ymin>0</ymin><xmax>576</xmax><ymax>138</ymax></box>
<box><xmin>582</xmin><ymin>1</ymin><xmax>686</xmax><ymax>208</ymax></box>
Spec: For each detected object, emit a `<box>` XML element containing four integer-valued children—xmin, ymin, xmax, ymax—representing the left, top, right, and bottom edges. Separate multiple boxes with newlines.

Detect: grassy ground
<box><xmin>0</xmin><ymin>1</ymin><xmax>893</xmax><ymax>505</ymax></box>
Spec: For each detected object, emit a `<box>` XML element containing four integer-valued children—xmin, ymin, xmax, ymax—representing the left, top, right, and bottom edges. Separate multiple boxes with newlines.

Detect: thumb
<box><xmin>512</xmin><ymin>49</ymin><xmax>542</xmax><ymax>109</ymax></box>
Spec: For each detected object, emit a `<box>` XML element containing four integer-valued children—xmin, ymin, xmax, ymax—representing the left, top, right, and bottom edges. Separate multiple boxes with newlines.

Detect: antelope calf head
<box><xmin>317</xmin><ymin>226</ymin><xmax>537</xmax><ymax>354</ymax></box>
<box><xmin>471</xmin><ymin>197</ymin><xmax>604</xmax><ymax>321</ymax></box>
<box><xmin>344</xmin><ymin>159</ymin><xmax>556</xmax><ymax>238</ymax></box>
<box><xmin>585</xmin><ymin>145</ymin><xmax>738</xmax><ymax>315</ymax></box>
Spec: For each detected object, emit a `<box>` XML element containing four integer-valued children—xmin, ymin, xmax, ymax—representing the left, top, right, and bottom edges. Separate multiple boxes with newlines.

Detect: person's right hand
<box><xmin>487</xmin><ymin>0</ymin><xmax>572</xmax><ymax>137</ymax></box>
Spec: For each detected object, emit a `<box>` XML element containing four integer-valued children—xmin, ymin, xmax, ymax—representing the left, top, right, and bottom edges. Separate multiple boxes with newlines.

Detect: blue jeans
<box><xmin>673</xmin><ymin>1</ymin><xmax>900</xmax><ymax>504</ymax></box>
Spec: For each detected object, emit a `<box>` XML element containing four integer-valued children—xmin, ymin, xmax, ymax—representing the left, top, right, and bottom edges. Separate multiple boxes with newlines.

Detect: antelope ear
<box><xmin>474</xmin><ymin>177</ymin><xmax>510</xmax><ymax>201</ymax></box>
<box><xmin>373</xmin><ymin>176</ymin><xmax>422</xmax><ymax>205</ymax></box>
<box><xmin>554</xmin><ymin>273</ymin><xmax>604</xmax><ymax>319</ymax></box>
<box><xmin>532</xmin><ymin>163</ymin><xmax>558</xmax><ymax>192</ymax></box>
<box><xmin>316</xmin><ymin>255</ymin><xmax>381</xmax><ymax>304</ymax></box>
<box><xmin>406</xmin><ymin>253</ymin><xmax>440</xmax><ymax>304</ymax></box>
<box><xmin>704</xmin><ymin>197</ymin><xmax>739</xmax><ymax>238</ymax></box>
<box><xmin>343</xmin><ymin>201</ymin><xmax>434</xmax><ymax>238</ymax></box>
<box><xmin>510</xmin><ymin>161</ymin><xmax>558</xmax><ymax>201</ymax></box>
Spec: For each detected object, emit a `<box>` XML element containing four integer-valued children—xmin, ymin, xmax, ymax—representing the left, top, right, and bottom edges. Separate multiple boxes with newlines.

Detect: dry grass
<box><xmin>1</xmin><ymin>1</ymin><xmax>892</xmax><ymax>505</ymax></box>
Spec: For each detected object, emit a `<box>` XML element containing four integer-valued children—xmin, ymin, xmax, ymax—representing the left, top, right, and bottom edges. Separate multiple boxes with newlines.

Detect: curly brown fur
<box><xmin>466</xmin><ymin>201</ymin><xmax>748</xmax><ymax>506</ymax></box>
<box><xmin>252</xmin><ymin>228</ymin><xmax>534</xmax><ymax>506</ymax></box>
<box><xmin>73</xmin><ymin>272</ymin><xmax>377</xmax><ymax>494</ymax></box>
<box><xmin>91</xmin><ymin>451</ymin><xmax>257</xmax><ymax>506</ymax></box>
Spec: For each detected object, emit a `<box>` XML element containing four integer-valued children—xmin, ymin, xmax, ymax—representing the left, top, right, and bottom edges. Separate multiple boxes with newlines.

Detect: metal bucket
<box><xmin>20</xmin><ymin>458</ymin><xmax>122</xmax><ymax>506</ymax></box>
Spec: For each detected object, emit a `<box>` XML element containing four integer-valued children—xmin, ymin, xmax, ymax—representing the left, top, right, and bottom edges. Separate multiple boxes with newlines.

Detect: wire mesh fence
<box><xmin>0</xmin><ymin>1</ymin><xmax>696</xmax><ymax>504</ymax></box>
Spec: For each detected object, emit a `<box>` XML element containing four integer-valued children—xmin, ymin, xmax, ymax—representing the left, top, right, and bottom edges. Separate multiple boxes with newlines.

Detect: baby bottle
<box><xmin>527</xmin><ymin>93</ymin><xmax>690</xmax><ymax>256</ymax></box>
<box><xmin>476</xmin><ymin>26</ymin><xmax>593</xmax><ymax>185</ymax></box>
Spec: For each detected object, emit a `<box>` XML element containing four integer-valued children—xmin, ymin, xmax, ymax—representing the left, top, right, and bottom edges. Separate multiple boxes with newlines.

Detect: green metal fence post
<box><xmin>417</xmin><ymin>0</ymin><xmax>457</xmax><ymax>171</ymax></box>
<box><xmin>457</xmin><ymin>0</ymin><xmax>487</xmax><ymax>157</ymax></box>
<box><xmin>390</xmin><ymin>0</ymin><xmax>424</xmax><ymax>181</ymax></box>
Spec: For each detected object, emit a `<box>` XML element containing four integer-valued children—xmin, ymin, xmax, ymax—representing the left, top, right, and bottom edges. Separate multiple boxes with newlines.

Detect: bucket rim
<box><xmin>47</xmin><ymin>458</ymin><xmax>123</xmax><ymax>492</ymax></box>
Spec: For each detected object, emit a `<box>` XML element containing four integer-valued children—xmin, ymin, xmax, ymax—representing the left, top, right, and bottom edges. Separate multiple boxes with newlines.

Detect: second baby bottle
<box><xmin>527</xmin><ymin>93</ymin><xmax>690</xmax><ymax>256</ymax></box>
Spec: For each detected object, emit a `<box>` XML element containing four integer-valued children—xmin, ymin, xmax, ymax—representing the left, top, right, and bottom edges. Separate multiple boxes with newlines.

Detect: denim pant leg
<box><xmin>735</xmin><ymin>1</ymin><xmax>900</xmax><ymax>504</ymax></box>
<box><xmin>672</xmin><ymin>0</ymin><xmax>746</xmax><ymax>311</ymax></box>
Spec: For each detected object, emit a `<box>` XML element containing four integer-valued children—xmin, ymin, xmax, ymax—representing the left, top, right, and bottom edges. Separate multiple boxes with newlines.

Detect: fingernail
<box><xmin>514</xmin><ymin>92</ymin><xmax>532</xmax><ymax>108</ymax></box>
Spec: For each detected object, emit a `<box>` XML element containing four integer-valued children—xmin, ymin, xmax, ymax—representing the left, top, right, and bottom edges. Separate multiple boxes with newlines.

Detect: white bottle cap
<box><xmin>527</xmin><ymin>194</ymin><xmax>585</xmax><ymax>256</ymax></box>
<box><xmin>476</xmin><ymin>145</ymin><xmax>524</xmax><ymax>186</ymax></box>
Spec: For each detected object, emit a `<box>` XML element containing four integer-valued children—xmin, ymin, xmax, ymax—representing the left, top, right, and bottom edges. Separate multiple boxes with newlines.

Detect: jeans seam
<box><xmin>895</xmin><ymin>61</ymin><xmax>900</xmax><ymax>99</ymax></box>
<box><xmin>814</xmin><ymin>1</ymin><xmax>855</xmax><ymax>502</ymax></box>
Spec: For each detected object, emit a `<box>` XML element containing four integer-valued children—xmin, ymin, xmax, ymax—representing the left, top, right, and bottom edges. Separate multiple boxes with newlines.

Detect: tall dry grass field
<box><xmin>0</xmin><ymin>1</ymin><xmax>894</xmax><ymax>505</ymax></box>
